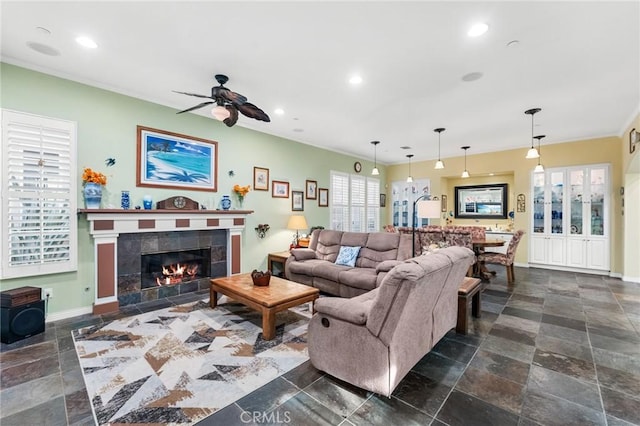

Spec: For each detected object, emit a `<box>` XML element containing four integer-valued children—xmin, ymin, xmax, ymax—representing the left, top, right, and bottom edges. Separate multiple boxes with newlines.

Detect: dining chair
<box><xmin>477</xmin><ymin>230</ymin><xmax>525</xmax><ymax>284</ymax></box>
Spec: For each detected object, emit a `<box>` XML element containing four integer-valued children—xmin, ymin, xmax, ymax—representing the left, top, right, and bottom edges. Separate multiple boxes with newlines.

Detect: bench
<box><xmin>457</xmin><ymin>277</ymin><xmax>482</xmax><ymax>334</ymax></box>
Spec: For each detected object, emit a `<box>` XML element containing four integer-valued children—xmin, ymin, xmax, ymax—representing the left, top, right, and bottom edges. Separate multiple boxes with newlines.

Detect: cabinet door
<box><xmin>549</xmin><ymin>171</ymin><xmax>565</xmax><ymax>235</ymax></box>
<box><xmin>566</xmin><ymin>237</ymin><xmax>586</xmax><ymax>268</ymax></box>
<box><xmin>532</xmin><ymin>172</ymin><xmax>546</xmax><ymax>234</ymax></box>
<box><xmin>548</xmin><ymin>237</ymin><xmax>566</xmax><ymax>265</ymax></box>
<box><xmin>587</xmin><ymin>238</ymin><xmax>608</xmax><ymax>270</ymax></box>
<box><xmin>530</xmin><ymin>236</ymin><xmax>548</xmax><ymax>264</ymax></box>
<box><xmin>588</xmin><ymin>167</ymin><xmax>607</xmax><ymax>237</ymax></box>
<box><xmin>568</xmin><ymin>168</ymin><xmax>585</xmax><ymax>236</ymax></box>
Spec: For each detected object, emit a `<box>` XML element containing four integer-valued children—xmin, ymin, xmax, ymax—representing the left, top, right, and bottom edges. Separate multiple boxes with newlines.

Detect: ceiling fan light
<box><xmin>461</xmin><ymin>170</ymin><xmax>470</xmax><ymax>178</ymax></box>
<box><xmin>371</xmin><ymin>167</ymin><xmax>380</xmax><ymax>176</ymax></box>
<box><xmin>526</xmin><ymin>147</ymin><xmax>540</xmax><ymax>159</ymax></box>
<box><xmin>211</xmin><ymin>105</ymin><xmax>231</xmax><ymax>121</ymax></box>
<box><xmin>534</xmin><ymin>163</ymin><xmax>545</xmax><ymax>173</ymax></box>
<box><xmin>434</xmin><ymin>160</ymin><xmax>445</xmax><ymax>170</ymax></box>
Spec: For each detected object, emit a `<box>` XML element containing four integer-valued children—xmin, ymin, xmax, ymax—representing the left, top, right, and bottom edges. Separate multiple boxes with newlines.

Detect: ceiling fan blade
<box><xmin>223</xmin><ymin>105</ymin><xmax>239</xmax><ymax>127</ymax></box>
<box><xmin>216</xmin><ymin>87</ymin><xmax>248</xmax><ymax>105</ymax></box>
<box><xmin>237</xmin><ymin>102</ymin><xmax>271</xmax><ymax>122</ymax></box>
<box><xmin>176</xmin><ymin>101</ymin><xmax>214</xmax><ymax>114</ymax></box>
<box><xmin>173</xmin><ymin>90</ymin><xmax>213</xmax><ymax>99</ymax></box>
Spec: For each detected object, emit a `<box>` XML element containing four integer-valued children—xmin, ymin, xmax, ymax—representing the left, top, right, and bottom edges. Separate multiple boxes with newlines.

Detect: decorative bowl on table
<box><xmin>251</xmin><ymin>269</ymin><xmax>271</xmax><ymax>286</ymax></box>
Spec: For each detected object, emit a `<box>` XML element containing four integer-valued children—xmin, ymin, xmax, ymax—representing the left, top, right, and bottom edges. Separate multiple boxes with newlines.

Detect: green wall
<box><xmin>0</xmin><ymin>63</ymin><xmax>386</xmax><ymax>317</ymax></box>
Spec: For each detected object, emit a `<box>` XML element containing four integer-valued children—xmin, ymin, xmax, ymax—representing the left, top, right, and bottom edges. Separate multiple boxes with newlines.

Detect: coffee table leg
<box><xmin>262</xmin><ymin>308</ymin><xmax>276</xmax><ymax>340</ymax></box>
<box><xmin>210</xmin><ymin>287</ymin><xmax>218</xmax><ymax>308</ymax></box>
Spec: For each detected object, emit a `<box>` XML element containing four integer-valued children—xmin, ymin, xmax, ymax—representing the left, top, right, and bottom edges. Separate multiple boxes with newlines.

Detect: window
<box><xmin>1</xmin><ymin>109</ymin><xmax>77</xmax><ymax>278</ymax></box>
<box><xmin>330</xmin><ymin>171</ymin><xmax>379</xmax><ymax>232</ymax></box>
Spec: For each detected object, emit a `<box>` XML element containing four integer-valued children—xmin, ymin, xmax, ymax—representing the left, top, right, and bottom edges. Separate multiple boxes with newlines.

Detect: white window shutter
<box><xmin>1</xmin><ymin>109</ymin><xmax>78</xmax><ymax>278</ymax></box>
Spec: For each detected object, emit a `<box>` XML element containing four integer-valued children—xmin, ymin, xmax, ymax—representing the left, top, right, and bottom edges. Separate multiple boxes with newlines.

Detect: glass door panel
<box><xmin>590</xmin><ymin>168</ymin><xmax>605</xmax><ymax>235</ymax></box>
<box><xmin>550</xmin><ymin>171</ymin><xmax>564</xmax><ymax>234</ymax></box>
<box><xmin>533</xmin><ymin>172</ymin><xmax>545</xmax><ymax>233</ymax></box>
<box><xmin>569</xmin><ymin>169</ymin><xmax>584</xmax><ymax>235</ymax></box>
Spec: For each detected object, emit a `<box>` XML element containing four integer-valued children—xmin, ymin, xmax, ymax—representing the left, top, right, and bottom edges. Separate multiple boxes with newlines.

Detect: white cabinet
<box><xmin>529</xmin><ymin>164</ymin><xmax>610</xmax><ymax>271</ymax></box>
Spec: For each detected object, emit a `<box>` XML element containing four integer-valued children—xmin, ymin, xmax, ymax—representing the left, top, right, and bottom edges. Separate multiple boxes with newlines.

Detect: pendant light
<box><xmin>434</xmin><ymin>128</ymin><xmax>445</xmax><ymax>169</ymax></box>
<box><xmin>525</xmin><ymin>108</ymin><xmax>541</xmax><ymax>159</ymax></box>
<box><xmin>533</xmin><ymin>135</ymin><xmax>545</xmax><ymax>172</ymax></box>
<box><xmin>406</xmin><ymin>154</ymin><xmax>414</xmax><ymax>183</ymax></box>
<box><xmin>371</xmin><ymin>141</ymin><xmax>380</xmax><ymax>175</ymax></box>
<box><xmin>461</xmin><ymin>146</ymin><xmax>470</xmax><ymax>178</ymax></box>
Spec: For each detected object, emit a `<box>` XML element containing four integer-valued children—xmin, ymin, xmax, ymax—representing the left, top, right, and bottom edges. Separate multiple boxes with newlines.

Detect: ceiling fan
<box><xmin>174</xmin><ymin>74</ymin><xmax>270</xmax><ymax>127</ymax></box>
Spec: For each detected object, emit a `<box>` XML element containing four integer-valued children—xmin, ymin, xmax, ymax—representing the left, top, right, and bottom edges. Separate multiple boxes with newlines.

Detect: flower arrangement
<box><xmin>82</xmin><ymin>167</ymin><xmax>107</xmax><ymax>185</ymax></box>
<box><xmin>233</xmin><ymin>184</ymin><xmax>251</xmax><ymax>203</ymax></box>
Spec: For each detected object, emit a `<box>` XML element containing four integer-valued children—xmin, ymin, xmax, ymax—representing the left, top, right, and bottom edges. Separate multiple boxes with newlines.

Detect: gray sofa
<box><xmin>285</xmin><ymin>229</ymin><xmax>412</xmax><ymax>297</ymax></box>
<box><xmin>308</xmin><ymin>246</ymin><xmax>475</xmax><ymax>396</ymax></box>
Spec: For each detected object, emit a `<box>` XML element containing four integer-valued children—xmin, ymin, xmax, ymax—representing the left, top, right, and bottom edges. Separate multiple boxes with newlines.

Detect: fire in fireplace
<box><xmin>141</xmin><ymin>248</ymin><xmax>211</xmax><ymax>289</ymax></box>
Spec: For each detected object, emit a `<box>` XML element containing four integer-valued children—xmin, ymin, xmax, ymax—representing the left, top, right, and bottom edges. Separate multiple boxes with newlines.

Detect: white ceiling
<box><xmin>2</xmin><ymin>1</ymin><xmax>639</xmax><ymax>165</ymax></box>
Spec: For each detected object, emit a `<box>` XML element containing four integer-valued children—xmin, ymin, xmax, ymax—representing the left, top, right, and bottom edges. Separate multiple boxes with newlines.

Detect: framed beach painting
<box><xmin>136</xmin><ymin>126</ymin><xmax>218</xmax><ymax>191</ymax></box>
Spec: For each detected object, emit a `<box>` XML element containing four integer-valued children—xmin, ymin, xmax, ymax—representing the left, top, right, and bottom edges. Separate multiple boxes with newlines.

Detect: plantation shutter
<box><xmin>366</xmin><ymin>177</ymin><xmax>380</xmax><ymax>232</ymax></box>
<box><xmin>350</xmin><ymin>175</ymin><xmax>365</xmax><ymax>232</ymax></box>
<box><xmin>330</xmin><ymin>171</ymin><xmax>380</xmax><ymax>232</ymax></box>
<box><xmin>1</xmin><ymin>109</ymin><xmax>78</xmax><ymax>279</ymax></box>
<box><xmin>330</xmin><ymin>171</ymin><xmax>349</xmax><ymax>231</ymax></box>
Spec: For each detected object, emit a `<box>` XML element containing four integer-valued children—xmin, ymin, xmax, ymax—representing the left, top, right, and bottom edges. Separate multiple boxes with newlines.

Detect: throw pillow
<box><xmin>335</xmin><ymin>246</ymin><xmax>361</xmax><ymax>267</ymax></box>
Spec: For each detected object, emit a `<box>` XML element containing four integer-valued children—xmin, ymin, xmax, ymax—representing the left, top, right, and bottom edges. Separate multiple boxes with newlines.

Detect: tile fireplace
<box><xmin>82</xmin><ymin>209</ymin><xmax>252</xmax><ymax>314</ymax></box>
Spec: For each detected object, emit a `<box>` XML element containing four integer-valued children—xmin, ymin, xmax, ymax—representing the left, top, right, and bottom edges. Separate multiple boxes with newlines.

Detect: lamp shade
<box><xmin>434</xmin><ymin>160</ymin><xmax>445</xmax><ymax>170</ymax></box>
<box><xmin>534</xmin><ymin>163</ymin><xmax>545</xmax><ymax>173</ymax></box>
<box><xmin>416</xmin><ymin>200</ymin><xmax>440</xmax><ymax>219</ymax></box>
<box><xmin>211</xmin><ymin>105</ymin><xmax>231</xmax><ymax>121</ymax></box>
<box><xmin>287</xmin><ymin>215</ymin><xmax>308</xmax><ymax>230</ymax></box>
<box><xmin>371</xmin><ymin>167</ymin><xmax>380</xmax><ymax>176</ymax></box>
<box><xmin>526</xmin><ymin>147</ymin><xmax>540</xmax><ymax>159</ymax></box>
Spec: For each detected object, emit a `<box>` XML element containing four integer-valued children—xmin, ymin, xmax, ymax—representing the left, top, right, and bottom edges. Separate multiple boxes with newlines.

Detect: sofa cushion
<box><xmin>290</xmin><ymin>248</ymin><xmax>316</xmax><ymax>261</ymax></box>
<box><xmin>357</xmin><ymin>232</ymin><xmax>402</xmax><ymax>268</ymax></box>
<box><xmin>315</xmin><ymin>230</ymin><xmax>344</xmax><ymax>262</ymax></box>
<box><xmin>314</xmin><ymin>290</ymin><xmax>377</xmax><ymax>325</ymax></box>
<box><xmin>287</xmin><ymin>258</ymin><xmax>327</xmax><ymax>276</ymax></box>
<box><xmin>335</xmin><ymin>246</ymin><xmax>361</xmax><ymax>267</ymax></box>
<box><xmin>340</xmin><ymin>232</ymin><xmax>370</xmax><ymax>248</ymax></box>
<box><xmin>312</xmin><ymin>262</ymin><xmax>353</xmax><ymax>282</ymax></box>
<box><xmin>338</xmin><ymin>267</ymin><xmax>378</xmax><ymax>291</ymax></box>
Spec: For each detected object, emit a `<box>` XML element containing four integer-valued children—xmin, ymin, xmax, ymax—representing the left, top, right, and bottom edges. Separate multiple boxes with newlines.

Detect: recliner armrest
<box><xmin>315</xmin><ymin>297</ymin><xmax>371</xmax><ymax>325</ymax></box>
<box><xmin>290</xmin><ymin>248</ymin><xmax>316</xmax><ymax>260</ymax></box>
<box><xmin>376</xmin><ymin>260</ymin><xmax>402</xmax><ymax>273</ymax></box>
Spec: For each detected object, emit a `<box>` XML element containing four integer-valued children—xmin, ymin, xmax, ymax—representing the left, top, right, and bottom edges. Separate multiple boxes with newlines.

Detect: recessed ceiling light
<box><xmin>468</xmin><ymin>23</ymin><xmax>489</xmax><ymax>37</ymax></box>
<box><xmin>349</xmin><ymin>75</ymin><xmax>363</xmax><ymax>85</ymax></box>
<box><xmin>75</xmin><ymin>36</ymin><xmax>97</xmax><ymax>49</ymax></box>
<box><xmin>35</xmin><ymin>27</ymin><xmax>51</xmax><ymax>35</ymax></box>
<box><xmin>293</xmin><ymin>128</ymin><xmax>304</xmax><ymax>132</ymax></box>
<box><xmin>274</xmin><ymin>108</ymin><xmax>284</xmax><ymax>115</ymax></box>
<box><xmin>462</xmin><ymin>72</ymin><xmax>483</xmax><ymax>82</ymax></box>
<box><xmin>400</xmin><ymin>146</ymin><xmax>412</xmax><ymax>150</ymax></box>
<box><xmin>506</xmin><ymin>40</ymin><xmax>520</xmax><ymax>48</ymax></box>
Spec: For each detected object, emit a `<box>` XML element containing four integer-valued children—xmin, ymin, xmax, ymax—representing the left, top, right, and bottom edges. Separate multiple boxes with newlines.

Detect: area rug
<box><xmin>72</xmin><ymin>298</ymin><xmax>311</xmax><ymax>425</ymax></box>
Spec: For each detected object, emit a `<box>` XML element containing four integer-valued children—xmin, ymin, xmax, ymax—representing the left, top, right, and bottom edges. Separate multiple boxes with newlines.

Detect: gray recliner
<box><xmin>308</xmin><ymin>246</ymin><xmax>475</xmax><ymax>397</ymax></box>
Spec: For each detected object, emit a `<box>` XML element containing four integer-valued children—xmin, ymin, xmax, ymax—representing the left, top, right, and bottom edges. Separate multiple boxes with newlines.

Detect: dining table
<box><xmin>472</xmin><ymin>238</ymin><xmax>506</xmax><ymax>280</ymax></box>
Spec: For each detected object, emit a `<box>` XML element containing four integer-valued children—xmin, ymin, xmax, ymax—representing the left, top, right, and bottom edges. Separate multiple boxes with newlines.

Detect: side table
<box><xmin>268</xmin><ymin>251</ymin><xmax>291</xmax><ymax>278</ymax></box>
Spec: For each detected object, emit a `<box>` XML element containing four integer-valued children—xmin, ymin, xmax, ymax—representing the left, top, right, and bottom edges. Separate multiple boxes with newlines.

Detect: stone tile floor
<box><xmin>1</xmin><ymin>267</ymin><xmax>639</xmax><ymax>425</ymax></box>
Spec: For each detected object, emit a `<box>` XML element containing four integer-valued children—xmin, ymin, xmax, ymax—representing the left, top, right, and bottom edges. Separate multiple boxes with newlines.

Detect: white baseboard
<box><xmin>621</xmin><ymin>275</ymin><xmax>640</xmax><ymax>284</ymax></box>
<box><xmin>45</xmin><ymin>306</ymin><xmax>93</xmax><ymax>323</ymax></box>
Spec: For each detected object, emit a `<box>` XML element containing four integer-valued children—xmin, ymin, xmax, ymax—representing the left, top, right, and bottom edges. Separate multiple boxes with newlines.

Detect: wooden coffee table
<box><xmin>210</xmin><ymin>273</ymin><xmax>319</xmax><ymax>340</ymax></box>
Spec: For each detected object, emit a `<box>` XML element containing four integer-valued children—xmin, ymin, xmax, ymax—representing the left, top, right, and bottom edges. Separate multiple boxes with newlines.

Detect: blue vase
<box><xmin>221</xmin><ymin>195</ymin><xmax>231</xmax><ymax>210</ymax></box>
<box><xmin>84</xmin><ymin>183</ymin><xmax>102</xmax><ymax>209</ymax></box>
<box><xmin>121</xmin><ymin>190</ymin><xmax>130</xmax><ymax>210</ymax></box>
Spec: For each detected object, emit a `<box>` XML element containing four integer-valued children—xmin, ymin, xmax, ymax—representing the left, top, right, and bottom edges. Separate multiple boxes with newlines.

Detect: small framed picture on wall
<box><xmin>292</xmin><ymin>190</ymin><xmax>304</xmax><ymax>211</ymax></box>
<box><xmin>306</xmin><ymin>180</ymin><xmax>317</xmax><ymax>199</ymax></box>
<box><xmin>272</xmin><ymin>180</ymin><xmax>289</xmax><ymax>198</ymax></box>
<box><xmin>318</xmin><ymin>188</ymin><xmax>329</xmax><ymax>207</ymax></box>
<box><xmin>253</xmin><ymin>167</ymin><xmax>269</xmax><ymax>191</ymax></box>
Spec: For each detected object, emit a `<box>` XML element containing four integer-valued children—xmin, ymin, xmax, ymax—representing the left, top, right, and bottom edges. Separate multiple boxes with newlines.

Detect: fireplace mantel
<box><xmin>80</xmin><ymin>209</ymin><xmax>253</xmax><ymax>314</ymax></box>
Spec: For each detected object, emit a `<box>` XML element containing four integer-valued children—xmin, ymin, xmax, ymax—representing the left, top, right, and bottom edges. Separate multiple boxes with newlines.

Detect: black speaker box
<box><xmin>1</xmin><ymin>300</ymin><xmax>45</xmax><ymax>344</ymax></box>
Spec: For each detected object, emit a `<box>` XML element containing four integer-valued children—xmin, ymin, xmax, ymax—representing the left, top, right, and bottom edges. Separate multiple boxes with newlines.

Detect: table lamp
<box><xmin>287</xmin><ymin>215</ymin><xmax>308</xmax><ymax>247</ymax></box>
<box><xmin>412</xmin><ymin>196</ymin><xmax>441</xmax><ymax>257</ymax></box>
